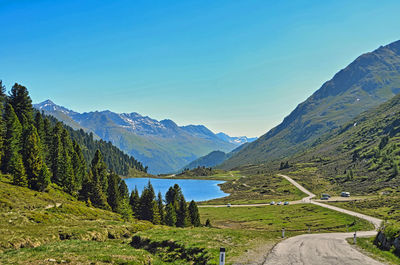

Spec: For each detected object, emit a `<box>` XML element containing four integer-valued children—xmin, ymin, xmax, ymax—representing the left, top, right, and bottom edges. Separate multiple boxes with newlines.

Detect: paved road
<box><xmin>263</xmin><ymin>174</ymin><xmax>383</xmax><ymax>265</ymax></box>
<box><xmin>279</xmin><ymin>174</ymin><xmax>315</xmax><ymax>203</ymax></box>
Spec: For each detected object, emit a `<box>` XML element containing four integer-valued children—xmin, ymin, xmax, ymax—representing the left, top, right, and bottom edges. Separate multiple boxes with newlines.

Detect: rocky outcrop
<box><xmin>374</xmin><ymin>228</ymin><xmax>400</xmax><ymax>256</ymax></box>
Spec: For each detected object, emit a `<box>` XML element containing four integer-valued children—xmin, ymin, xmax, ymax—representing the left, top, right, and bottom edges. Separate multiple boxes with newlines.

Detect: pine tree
<box><xmin>50</xmin><ymin>122</ymin><xmax>63</xmax><ymax>184</ymax></box>
<box><xmin>34</xmin><ymin>112</ymin><xmax>45</xmax><ymax>143</ymax></box>
<box><xmin>8</xmin><ymin>83</ymin><xmax>33</xmax><ymax>128</ymax></box>
<box><xmin>10</xmin><ymin>151</ymin><xmax>27</xmax><ymax>187</ymax></box>
<box><xmin>42</xmin><ymin>117</ymin><xmax>53</xmax><ymax>166</ymax></box>
<box><xmin>2</xmin><ymin>104</ymin><xmax>23</xmax><ymax>172</ymax></box>
<box><xmin>90</xmin><ymin>151</ymin><xmax>110</xmax><ymax>209</ymax></box>
<box><xmin>188</xmin><ymin>200</ymin><xmax>201</xmax><ymax>227</ymax></box>
<box><xmin>0</xmin><ymin>80</ymin><xmax>6</xmax><ymax>167</ymax></box>
<box><xmin>139</xmin><ymin>181</ymin><xmax>155</xmax><ymax>221</ymax></box>
<box><xmin>72</xmin><ymin>140</ymin><xmax>86</xmax><ymax>191</ymax></box>
<box><xmin>165</xmin><ymin>203</ymin><xmax>177</xmax><ymax>227</ymax></box>
<box><xmin>129</xmin><ymin>186</ymin><xmax>140</xmax><ymax>218</ymax></box>
<box><xmin>23</xmin><ymin>124</ymin><xmax>46</xmax><ymax>190</ymax></box>
<box><xmin>91</xmin><ymin>150</ymin><xmax>108</xmax><ymax>194</ymax></box>
<box><xmin>37</xmin><ymin>164</ymin><xmax>51</xmax><ymax>191</ymax></box>
<box><xmin>152</xmin><ymin>201</ymin><xmax>161</xmax><ymax>224</ymax></box>
<box><xmin>80</xmin><ymin>169</ymin><xmax>94</xmax><ymax>202</ymax></box>
<box><xmin>166</xmin><ymin>184</ymin><xmax>183</xmax><ymax>206</ymax></box>
<box><xmin>176</xmin><ymin>197</ymin><xmax>189</xmax><ymax>227</ymax></box>
<box><xmin>107</xmin><ymin>172</ymin><xmax>121</xmax><ymax>212</ymax></box>
<box><xmin>118</xmin><ymin>196</ymin><xmax>133</xmax><ymax>221</ymax></box>
<box><xmin>157</xmin><ymin>192</ymin><xmax>165</xmax><ymax>224</ymax></box>
<box><xmin>119</xmin><ymin>179</ymin><xmax>129</xmax><ymax>200</ymax></box>
<box><xmin>58</xmin><ymin>128</ymin><xmax>76</xmax><ymax>195</ymax></box>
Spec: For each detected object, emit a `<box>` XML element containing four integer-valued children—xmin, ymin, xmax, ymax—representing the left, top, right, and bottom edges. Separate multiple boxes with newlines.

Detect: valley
<box><xmin>34</xmin><ymin>100</ymin><xmax>256</xmax><ymax>174</ymax></box>
<box><xmin>2</xmin><ymin>5</ymin><xmax>400</xmax><ymax>264</ymax></box>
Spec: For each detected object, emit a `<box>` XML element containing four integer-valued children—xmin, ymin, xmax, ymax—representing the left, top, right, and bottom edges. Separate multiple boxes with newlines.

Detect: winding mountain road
<box><xmin>263</xmin><ymin>174</ymin><xmax>383</xmax><ymax>265</ymax></box>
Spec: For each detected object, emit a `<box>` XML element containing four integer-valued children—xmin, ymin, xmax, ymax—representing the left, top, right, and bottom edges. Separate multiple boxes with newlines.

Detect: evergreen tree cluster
<box><xmin>0</xmin><ymin>82</ymin><xmax>145</xmax><ymax>216</ymax></box>
<box><xmin>44</xmin><ymin>115</ymin><xmax>147</xmax><ymax>175</ymax></box>
<box><xmin>129</xmin><ymin>182</ymin><xmax>201</xmax><ymax>227</ymax></box>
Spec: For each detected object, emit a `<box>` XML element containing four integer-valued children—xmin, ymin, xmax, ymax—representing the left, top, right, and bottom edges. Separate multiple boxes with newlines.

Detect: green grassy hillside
<box><xmin>221</xmin><ymin>40</ymin><xmax>400</xmax><ymax>170</ymax></box>
<box><xmin>288</xmin><ymin>93</ymin><xmax>400</xmax><ymax>194</ymax></box>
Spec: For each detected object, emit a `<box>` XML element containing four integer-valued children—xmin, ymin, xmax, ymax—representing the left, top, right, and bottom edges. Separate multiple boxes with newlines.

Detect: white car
<box><xmin>277</xmin><ymin>201</ymin><xmax>282</xmax><ymax>205</ymax></box>
<box><xmin>270</xmin><ymin>201</ymin><xmax>275</xmax><ymax>205</ymax></box>
<box><xmin>227</xmin><ymin>203</ymin><xmax>231</xmax><ymax>207</ymax></box>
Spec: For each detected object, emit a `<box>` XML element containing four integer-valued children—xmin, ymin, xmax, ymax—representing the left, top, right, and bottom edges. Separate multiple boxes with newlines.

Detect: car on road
<box><xmin>341</xmin><ymin>192</ymin><xmax>350</xmax><ymax>197</ymax></box>
<box><xmin>284</xmin><ymin>201</ymin><xmax>289</xmax><ymax>205</ymax></box>
<box><xmin>277</xmin><ymin>201</ymin><xmax>282</xmax><ymax>205</ymax></box>
<box><xmin>227</xmin><ymin>203</ymin><xmax>231</xmax><ymax>207</ymax></box>
<box><xmin>270</xmin><ymin>201</ymin><xmax>275</xmax><ymax>205</ymax></box>
<box><xmin>321</xmin><ymin>193</ymin><xmax>331</xmax><ymax>200</ymax></box>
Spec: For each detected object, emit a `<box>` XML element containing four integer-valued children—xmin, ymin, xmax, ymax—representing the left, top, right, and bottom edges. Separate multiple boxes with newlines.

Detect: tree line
<box><xmin>44</xmin><ymin>114</ymin><xmax>147</xmax><ymax>175</ymax></box>
<box><xmin>0</xmin><ymin>81</ymin><xmax>201</xmax><ymax>225</ymax></box>
<box><xmin>129</xmin><ymin>182</ymin><xmax>201</xmax><ymax>227</ymax></box>
<box><xmin>0</xmin><ymin>82</ymin><xmax>137</xmax><ymax>212</ymax></box>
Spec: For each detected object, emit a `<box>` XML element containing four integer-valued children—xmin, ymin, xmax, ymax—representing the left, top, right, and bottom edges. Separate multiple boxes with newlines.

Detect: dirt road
<box><xmin>263</xmin><ymin>174</ymin><xmax>383</xmax><ymax>265</ymax></box>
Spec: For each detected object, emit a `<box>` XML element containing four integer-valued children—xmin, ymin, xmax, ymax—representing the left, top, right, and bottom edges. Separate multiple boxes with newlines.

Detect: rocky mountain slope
<box><xmin>221</xmin><ymin>40</ymin><xmax>400</xmax><ymax>170</ymax></box>
<box><xmin>34</xmin><ymin>101</ymin><xmax>245</xmax><ymax>174</ymax></box>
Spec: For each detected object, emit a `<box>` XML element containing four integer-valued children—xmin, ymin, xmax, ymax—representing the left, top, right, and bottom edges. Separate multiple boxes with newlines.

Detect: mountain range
<box><xmin>293</xmin><ymin>92</ymin><xmax>400</xmax><ymax>194</ymax></box>
<box><xmin>221</xmin><ymin>40</ymin><xmax>400</xmax><ymax>170</ymax></box>
<box><xmin>181</xmin><ymin>143</ymin><xmax>249</xmax><ymax>170</ymax></box>
<box><xmin>34</xmin><ymin>100</ymin><xmax>255</xmax><ymax>174</ymax></box>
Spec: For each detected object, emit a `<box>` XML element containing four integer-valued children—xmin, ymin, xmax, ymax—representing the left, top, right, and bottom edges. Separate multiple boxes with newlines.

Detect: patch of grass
<box><xmin>0</xmin><ymin>239</ymin><xmax>170</xmax><ymax>265</ymax></box>
<box><xmin>0</xmin><ymin>176</ymin><xmax>152</xmax><ymax>252</ymax></box>
<box><xmin>201</xmin><ymin>174</ymin><xmax>307</xmax><ymax>205</ymax></box>
<box><xmin>326</xmin><ymin>195</ymin><xmax>400</xmax><ymax>222</ymax></box>
<box><xmin>347</xmin><ymin>237</ymin><xmax>400</xmax><ymax>265</ymax></box>
<box><xmin>136</xmin><ymin>226</ymin><xmax>276</xmax><ymax>265</ymax></box>
<box><xmin>199</xmin><ymin>204</ymin><xmax>373</xmax><ymax>233</ymax></box>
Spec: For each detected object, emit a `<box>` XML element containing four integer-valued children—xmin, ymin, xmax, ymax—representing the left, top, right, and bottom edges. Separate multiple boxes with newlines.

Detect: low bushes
<box><xmin>374</xmin><ymin>223</ymin><xmax>400</xmax><ymax>256</ymax></box>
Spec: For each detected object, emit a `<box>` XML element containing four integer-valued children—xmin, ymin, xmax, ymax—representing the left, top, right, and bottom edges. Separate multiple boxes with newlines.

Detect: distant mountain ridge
<box><xmin>216</xmin><ymin>132</ymin><xmax>257</xmax><ymax>145</ymax></box>
<box><xmin>221</xmin><ymin>39</ymin><xmax>400</xmax><ymax>169</ymax></box>
<box><xmin>34</xmin><ymin>100</ymin><xmax>251</xmax><ymax>174</ymax></box>
<box><xmin>182</xmin><ymin>143</ymin><xmax>250</xmax><ymax>170</ymax></box>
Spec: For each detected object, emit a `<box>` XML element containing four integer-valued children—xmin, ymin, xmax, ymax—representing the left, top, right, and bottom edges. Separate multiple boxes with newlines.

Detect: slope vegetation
<box><xmin>292</xmin><ymin>93</ymin><xmax>400</xmax><ymax>194</ymax></box>
<box><xmin>222</xmin><ymin>40</ymin><xmax>400</xmax><ymax>169</ymax></box>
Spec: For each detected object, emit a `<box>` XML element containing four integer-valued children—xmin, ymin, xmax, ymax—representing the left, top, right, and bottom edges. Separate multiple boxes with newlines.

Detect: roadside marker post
<box><xmin>282</xmin><ymin>228</ymin><xmax>285</xmax><ymax>238</ymax></box>
<box><xmin>353</xmin><ymin>232</ymin><xmax>357</xmax><ymax>244</ymax></box>
<box><xmin>219</xmin><ymin>247</ymin><xmax>226</xmax><ymax>265</ymax></box>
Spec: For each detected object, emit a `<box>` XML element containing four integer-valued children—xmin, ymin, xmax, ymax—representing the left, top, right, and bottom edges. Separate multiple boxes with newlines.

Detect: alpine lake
<box><xmin>124</xmin><ymin>178</ymin><xmax>228</xmax><ymax>202</ymax></box>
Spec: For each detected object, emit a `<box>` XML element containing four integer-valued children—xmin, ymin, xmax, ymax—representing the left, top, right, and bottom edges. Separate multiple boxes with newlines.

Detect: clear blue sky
<box><xmin>1</xmin><ymin>0</ymin><xmax>399</xmax><ymax>137</ymax></box>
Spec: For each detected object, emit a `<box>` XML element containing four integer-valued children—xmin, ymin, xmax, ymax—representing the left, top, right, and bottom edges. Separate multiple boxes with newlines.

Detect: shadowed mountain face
<box><xmin>34</xmin><ymin>101</ymin><xmax>243</xmax><ymax>174</ymax></box>
<box><xmin>221</xmin><ymin>40</ymin><xmax>400</xmax><ymax>169</ymax></box>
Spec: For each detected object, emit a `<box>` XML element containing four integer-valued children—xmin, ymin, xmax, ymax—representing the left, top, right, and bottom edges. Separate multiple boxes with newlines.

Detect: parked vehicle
<box><xmin>270</xmin><ymin>201</ymin><xmax>275</xmax><ymax>205</ymax></box>
<box><xmin>284</xmin><ymin>201</ymin><xmax>289</xmax><ymax>205</ymax></box>
<box><xmin>320</xmin><ymin>197</ymin><xmax>329</xmax><ymax>200</ymax></box>
<box><xmin>227</xmin><ymin>203</ymin><xmax>231</xmax><ymax>207</ymax></box>
<box><xmin>341</xmin><ymin>192</ymin><xmax>350</xmax><ymax>197</ymax></box>
<box><xmin>277</xmin><ymin>201</ymin><xmax>282</xmax><ymax>205</ymax></box>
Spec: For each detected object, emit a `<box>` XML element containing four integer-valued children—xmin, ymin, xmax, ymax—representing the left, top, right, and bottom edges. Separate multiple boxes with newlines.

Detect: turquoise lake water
<box><xmin>124</xmin><ymin>178</ymin><xmax>228</xmax><ymax>202</ymax></box>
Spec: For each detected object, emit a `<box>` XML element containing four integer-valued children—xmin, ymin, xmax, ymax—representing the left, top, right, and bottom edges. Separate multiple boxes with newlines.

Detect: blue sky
<box><xmin>1</xmin><ymin>0</ymin><xmax>399</xmax><ymax>137</ymax></box>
